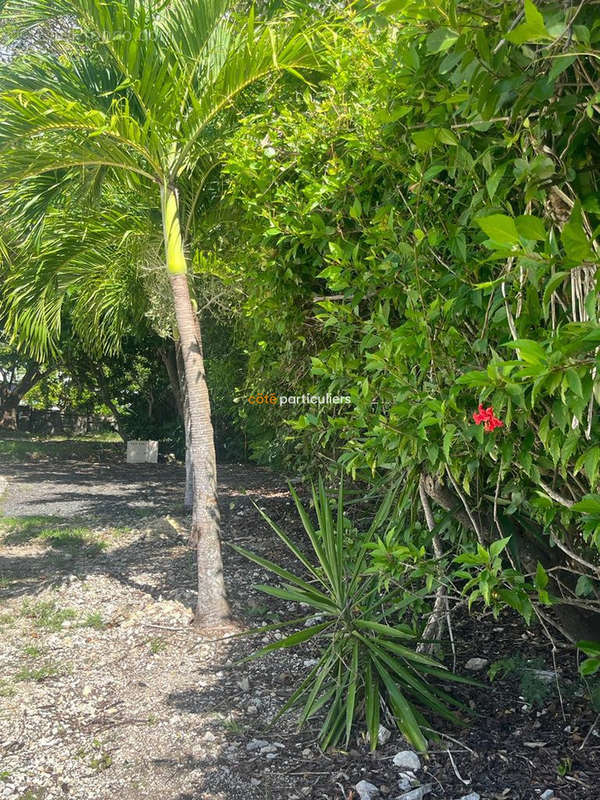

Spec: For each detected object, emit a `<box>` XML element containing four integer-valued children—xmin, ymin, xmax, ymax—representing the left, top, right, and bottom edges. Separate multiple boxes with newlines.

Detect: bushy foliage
<box><xmin>224</xmin><ymin>1</ymin><xmax>600</xmax><ymax>638</ymax></box>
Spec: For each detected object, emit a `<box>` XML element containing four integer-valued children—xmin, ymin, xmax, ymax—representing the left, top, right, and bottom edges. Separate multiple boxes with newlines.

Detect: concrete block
<box><xmin>126</xmin><ymin>440</ymin><xmax>158</xmax><ymax>463</ymax></box>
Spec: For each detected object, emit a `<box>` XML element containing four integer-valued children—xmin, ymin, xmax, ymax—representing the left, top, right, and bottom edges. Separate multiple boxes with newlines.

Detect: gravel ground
<box><xmin>1</xmin><ymin>449</ymin><xmax>599</xmax><ymax>800</ymax></box>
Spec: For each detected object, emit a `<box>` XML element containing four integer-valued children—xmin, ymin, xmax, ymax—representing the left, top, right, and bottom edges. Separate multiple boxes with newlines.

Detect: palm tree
<box><xmin>0</xmin><ymin>0</ymin><xmax>324</xmax><ymax>628</ymax></box>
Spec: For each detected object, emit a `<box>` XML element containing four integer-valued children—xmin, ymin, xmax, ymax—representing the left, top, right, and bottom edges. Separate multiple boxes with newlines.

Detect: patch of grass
<box><xmin>89</xmin><ymin>739</ymin><xmax>113</xmax><ymax>771</ymax></box>
<box><xmin>17</xmin><ymin>791</ymin><xmax>45</xmax><ymax>800</ymax></box>
<box><xmin>23</xmin><ymin>645</ymin><xmax>43</xmax><ymax>658</ymax></box>
<box><xmin>148</xmin><ymin>637</ymin><xmax>167</xmax><ymax>654</ymax></box>
<box><xmin>0</xmin><ymin>612</ymin><xmax>15</xmax><ymax>626</ymax></box>
<box><xmin>0</xmin><ymin>577</ymin><xmax>11</xmax><ymax>589</ymax></box>
<box><xmin>21</xmin><ymin>600</ymin><xmax>77</xmax><ymax>631</ymax></box>
<box><xmin>1</xmin><ymin>516</ymin><xmax>108</xmax><ymax>556</ymax></box>
<box><xmin>0</xmin><ymin>435</ymin><xmax>123</xmax><ymax>464</ymax></box>
<box><xmin>0</xmin><ymin>680</ymin><xmax>15</xmax><ymax>698</ymax></box>
<box><xmin>221</xmin><ymin>717</ymin><xmax>244</xmax><ymax>734</ymax></box>
<box><xmin>80</xmin><ymin>612</ymin><xmax>106</xmax><ymax>630</ymax></box>
<box><xmin>0</xmin><ymin>515</ymin><xmax>64</xmax><ymax>544</ymax></box>
<box><xmin>244</xmin><ymin>602</ymin><xmax>270</xmax><ymax>618</ymax></box>
<box><xmin>488</xmin><ymin>655</ymin><xmax>554</xmax><ymax>707</ymax></box>
<box><xmin>14</xmin><ymin>663</ymin><xmax>59</xmax><ymax>682</ymax></box>
<box><xmin>89</xmin><ymin>752</ymin><xmax>112</xmax><ymax>771</ymax></box>
<box><xmin>38</xmin><ymin>527</ymin><xmax>107</xmax><ymax>556</ymax></box>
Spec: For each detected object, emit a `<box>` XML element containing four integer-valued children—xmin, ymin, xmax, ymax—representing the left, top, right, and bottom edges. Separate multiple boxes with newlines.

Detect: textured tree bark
<box><xmin>421</xmin><ymin>474</ymin><xmax>600</xmax><ymax>644</ymax></box>
<box><xmin>175</xmin><ymin>341</ymin><xmax>194</xmax><ymax>511</ymax></box>
<box><xmin>162</xmin><ymin>184</ymin><xmax>230</xmax><ymax>628</ymax></box>
<box><xmin>0</xmin><ymin>366</ymin><xmax>47</xmax><ymax>430</ymax></box>
<box><xmin>159</xmin><ymin>344</ymin><xmax>184</xmax><ymax>421</ymax></box>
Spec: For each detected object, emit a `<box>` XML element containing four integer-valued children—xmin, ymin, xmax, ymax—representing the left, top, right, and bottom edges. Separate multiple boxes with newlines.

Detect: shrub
<box><xmin>232</xmin><ymin>479</ymin><xmax>471</xmax><ymax>751</ymax></box>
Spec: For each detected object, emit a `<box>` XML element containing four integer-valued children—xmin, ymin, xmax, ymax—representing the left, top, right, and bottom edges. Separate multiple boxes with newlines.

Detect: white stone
<box><xmin>398</xmin><ymin>772</ymin><xmax>416</xmax><ymax>791</ymax></box>
<box><xmin>354</xmin><ymin>781</ymin><xmax>379</xmax><ymax>800</ymax></box>
<box><xmin>540</xmin><ymin>792</ymin><xmax>554</xmax><ymax>800</ymax></box>
<box><xmin>126</xmin><ymin>440</ymin><xmax>158</xmax><ymax>464</ymax></box>
<box><xmin>464</xmin><ymin>657</ymin><xmax>488</xmax><ymax>671</ymax></box>
<box><xmin>377</xmin><ymin>724</ymin><xmax>391</xmax><ymax>745</ymax></box>
<box><xmin>246</xmin><ymin>739</ymin><xmax>270</xmax><ymax>752</ymax></box>
<box><xmin>398</xmin><ymin>786</ymin><xmax>432</xmax><ymax>800</ymax></box>
<box><xmin>392</xmin><ymin>751</ymin><xmax>421</xmax><ymax>771</ymax></box>
<box><xmin>458</xmin><ymin>794</ymin><xmax>480</xmax><ymax>800</ymax></box>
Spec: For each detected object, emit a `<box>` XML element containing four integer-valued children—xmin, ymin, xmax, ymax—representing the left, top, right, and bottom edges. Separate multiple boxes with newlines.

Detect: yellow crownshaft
<box><xmin>161</xmin><ymin>184</ymin><xmax>187</xmax><ymax>275</ymax></box>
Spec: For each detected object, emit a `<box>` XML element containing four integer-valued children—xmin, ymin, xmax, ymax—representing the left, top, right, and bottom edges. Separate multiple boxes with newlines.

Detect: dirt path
<box><xmin>0</xmin><ymin>454</ymin><xmax>599</xmax><ymax>800</ymax></box>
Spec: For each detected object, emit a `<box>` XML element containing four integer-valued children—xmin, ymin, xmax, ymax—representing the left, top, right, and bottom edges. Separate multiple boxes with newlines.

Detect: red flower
<box><xmin>472</xmin><ymin>404</ymin><xmax>503</xmax><ymax>433</ymax></box>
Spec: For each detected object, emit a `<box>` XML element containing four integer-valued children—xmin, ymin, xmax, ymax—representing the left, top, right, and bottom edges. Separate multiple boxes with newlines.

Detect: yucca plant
<box><xmin>230</xmin><ymin>478</ymin><xmax>471</xmax><ymax>752</ymax></box>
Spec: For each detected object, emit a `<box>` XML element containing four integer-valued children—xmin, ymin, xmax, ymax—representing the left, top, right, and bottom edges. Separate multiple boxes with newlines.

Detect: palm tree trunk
<box><xmin>175</xmin><ymin>341</ymin><xmax>194</xmax><ymax>511</ymax></box>
<box><xmin>161</xmin><ymin>184</ymin><xmax>230</xmax><ymax>628</ymax></box>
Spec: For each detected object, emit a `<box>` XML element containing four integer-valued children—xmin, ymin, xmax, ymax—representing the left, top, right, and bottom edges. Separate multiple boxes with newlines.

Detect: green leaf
<box><xmin>456</xmin><ymin>370</ymin><xmax>491</xmax><ymax>387</ymax></box>
<box><xmin>365</xmin><ymin>660</ymin><xmax>380</xmax><ymax>751</ymax></box>
<box><xmin>505</xmin><ymin>339</ymin><xmax>548</xmax><ymax>365</ymax></box>
<box><xmin>572</xmin><ymin>495</ymin><xmax>600</xmax><ymax>514</ymax></box>
<box><xmin>373</xmin><ymin>658</ymin><xmax>428</xmax><ymax>752</ymax></box>
<box><xmin>565</xmin><ymin>368</ymin><xmax>583</xmax><ymax>398</ymax></box>
<box><xmin>535</xmin><ymin>562</ymin><xmax>549</xmax><ymax>590</ymax></box>
<box><xmin>245</xmin><ymin>622</ymin><xmax>331</xmax><ymax>660</ymax></box>
<box><xmin>476</xmin><ymin>214</ymin><xmax>519</xmax><ymax>246</ymax></box>
<box><xmin>578</xmin><ymin>640</ymin><xmax>600</xmax><ymax>656</ymax></box>
<box><xmin>507</xmin><ymin>0</ymin><xmax>551</xmax><ymax>44</ymax></box>
<box><xmin>542</xmin><ymin>271</ymin><xmax>569</xmax><ymax>310</ymax></box>
<box><xmin>376</xmin><ymin>0</ymin><xmax>410</xmax><ymax>15</ymax></box>
<box><xmin>516</xmin><ymin>215</ymin><xmax>546</xmax><ymax>242</ymax></box>
<box><xmin>490</xmin><ymin>537</ymin><xmax>511</xmax><ymax>561</ymax></box>
<box><xmin>412</xmin><ymin>129</ymin><xmax>438</xmax><ymax>152</ymax></box>
<box><xmin>562</xmin><ymin>202</ymin><xmax>593</xmax><ymax>264</ymax></box>
<box><xmin>486</xmin><ymin>164</ymin><xmax>506</xmax><ymax>200</ymax></box>
<box><xmin>344</xmin><ymin>639</ymin><xmax>359</xmax><ymax>745</ymax></box>
<box><xmin>426</xmin><ymin>28</ymin><xmax>459</xmax><ymax>54</ymax></box>
<box><xmin>349</xmin><ymin>197</ymin><xmax>362</xmax><ymax>220</ymax></box>
<box><xmin>582</xmin><ymin>447</ymin><xmax>600</xmax><ymax>488</ymax></box>
<box><xmin>575</xmin><ymin>575</ymin><xmax>595</xmax><ymax>598</ymax></box>
<box><xmin>580</xmin><ymin>658</ymin><xmax>600</xmax><ymax>676</ymax></box>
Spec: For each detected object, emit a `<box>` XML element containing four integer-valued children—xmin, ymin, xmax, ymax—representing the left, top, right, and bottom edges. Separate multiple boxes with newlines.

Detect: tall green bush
<box><xmin>224</xmin><ymin>1</ymin><xmax>600</xmax><ymax>643</ymax></box>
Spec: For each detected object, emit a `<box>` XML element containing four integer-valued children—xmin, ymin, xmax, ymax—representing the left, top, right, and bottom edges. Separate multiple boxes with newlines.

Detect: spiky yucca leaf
<box><xmin>230</xmin><ymin>479</ymin><xmax>473</xmax><ymax>752</ymax></box>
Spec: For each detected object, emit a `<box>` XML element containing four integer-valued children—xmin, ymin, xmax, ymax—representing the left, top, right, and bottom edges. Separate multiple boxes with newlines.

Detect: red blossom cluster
<box><xmin>473</xmin><ymin>404</ymin><xmax>503</xmax><ymax>433</ymax></box>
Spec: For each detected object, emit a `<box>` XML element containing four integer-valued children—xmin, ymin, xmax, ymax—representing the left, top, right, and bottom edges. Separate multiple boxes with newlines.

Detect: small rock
<box><xmin>458</xmin><ymin>794</ymin><xmax>480</xmax><ymax>800</ymax></box>
<box><xmin>82</xmin><ymin>685</ymin><xmax>93</xmax><ymax>697</ymax></box>
<box><xmin>246</xmin><ymin>739</ymin><xmax>270</xmax><ymax>752</ymax></box>
<box><xmin>237</xmin><ymin>677</ymin><xmax>250</xmax><ymax>691</ymax></box>
<box><xmin>398</xmin><ymin>785</ymin><xmax>432</xmax><ymax>800</ymax></box>
<box><xmin>354</xmin><ymin>781</ymin><xmax>379</xmax><ymax>800</ymax></box>
<box><xmin>392</xmin><ymin>751</ymin><xmax>421</xmax><ymax>771</ymax></box>
<box><xmin>530</xmin><ymin>670</ymin><xmax>556</xmax><ymax>684</ymax></box>
<box><xmin>465</xmin><ymin>658</ymin><xmax>488</xmax><ymax>671</ymax></box>
<box><xmin>377</xmin><ymin>724</ymin><xmax>391</xmax><ymax>745</ymax></box>
<box><xmin>303</xmin><ymin>658</ymin><xmax>319</xmax><ymax>667</ymax></box>
<box><xmin>540</xmin><ymin>791</ymin><xmax>555</xmax><ymax>800</ymax></box>
<box><xmin>398</xmin><ymin>772</ymin><xmax>417</xmax><ymax>792</ymax></box>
